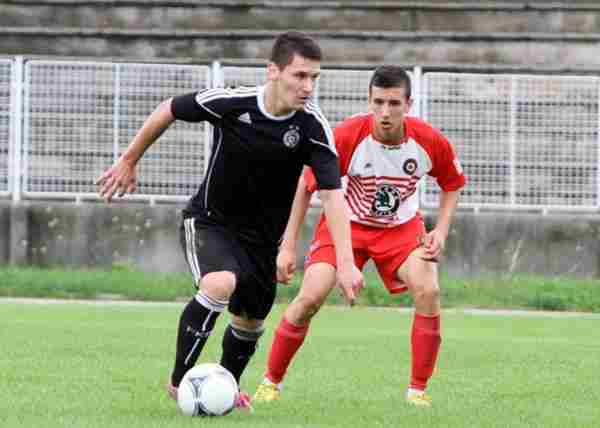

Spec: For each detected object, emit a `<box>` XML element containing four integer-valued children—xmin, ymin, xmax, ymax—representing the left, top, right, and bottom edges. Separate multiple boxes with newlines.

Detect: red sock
<box><xmin>410</xmin><ymin>312</ymin><xmax>441</xmax><ymax>391</ymax></box>
<box><xmin>265</xmin><ymin>318</ymin><xmax>309</xmax><ymax>384</ymax></box>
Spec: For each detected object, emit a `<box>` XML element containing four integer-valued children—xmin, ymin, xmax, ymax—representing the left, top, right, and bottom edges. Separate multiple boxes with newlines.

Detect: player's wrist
<box><xmin>120</xmin><ymin>152</ymin><xmax>139</xmax><ymax>167</ymax></box>
<box><xmin>336</xmin><ymin>257</ymin><xmax>355</xmax><ymax>270</ymax></box>
<box><xmin>434</xmin><ymin>224</ymin><xmax>450</xmax><ymax>239</ymax></box>
<box><xmin>279</xmin><ymin>242</ymin><xmax>297</xmax><ymax>253</ymax></box>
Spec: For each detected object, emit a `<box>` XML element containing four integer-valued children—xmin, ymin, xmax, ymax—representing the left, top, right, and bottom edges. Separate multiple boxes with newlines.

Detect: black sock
<box><xmin>220</xmin><ymin>323</ymin><xmax>264</xmax><ymax>387</ymax></box>
<box><xmin>171</xmin><ymin>293</ymin><xmax>226</xmax><ymax>386</ymax></box>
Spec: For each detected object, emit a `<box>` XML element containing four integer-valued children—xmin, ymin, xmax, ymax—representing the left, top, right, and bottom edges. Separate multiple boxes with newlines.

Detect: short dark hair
<box><xmin>369</xmin><ymin>65</ymin><xmax>411</xmax><ymax>99</ymax></box>
<box><xmin>270</xmin><ymin>31</ymin><xmax>322</xmax><ymax>69</ymax></box>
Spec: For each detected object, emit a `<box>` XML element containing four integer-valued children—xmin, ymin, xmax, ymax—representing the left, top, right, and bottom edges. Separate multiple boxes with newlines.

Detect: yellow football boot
<box><xmin>253</xmin><ymin>383</ymin><xmax>281</xmax><ymax>402</ymax></box>
<box><xmin>406</xmin><ymin>389</ymin><xmax>432</xmax><ymax>407</ymax></box>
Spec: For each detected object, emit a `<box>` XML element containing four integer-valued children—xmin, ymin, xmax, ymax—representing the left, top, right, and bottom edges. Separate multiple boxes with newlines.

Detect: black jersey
<box><xmin>171</xmin><ymin>85</ymin><xmax>341</xmax><ymax>247</ymax></box>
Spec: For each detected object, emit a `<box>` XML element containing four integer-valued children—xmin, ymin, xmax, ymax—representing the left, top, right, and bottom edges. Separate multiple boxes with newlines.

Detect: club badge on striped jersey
<box><xmin>403</xmin><ymin>158</ymin><xmax>418</xmax><ymax>175</ymax></box>
<box><xmin>283</xmin><ymin>125</ymin><xmax>301</xmax><ymax>148</ymax></box>
<box><xmin>371</xmin><ymin>184</ymin><xmax>401</xmax><ymax>217</ymax></box>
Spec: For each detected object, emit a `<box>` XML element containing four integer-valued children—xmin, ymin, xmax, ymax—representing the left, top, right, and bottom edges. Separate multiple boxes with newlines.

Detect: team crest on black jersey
<box><xmin>403</xmin><ymin>158</ymin><xmax>418</xmax><ymax>175</ymax></box>
<box><xmin>371</xmin><ymin>184</ymin><xmax>401</xmax><ymax>217</ymax></box>
<box><xmin>283</xmin><ymin>125</ymin><xmax>301</xmax><ymax>148</ymax></box>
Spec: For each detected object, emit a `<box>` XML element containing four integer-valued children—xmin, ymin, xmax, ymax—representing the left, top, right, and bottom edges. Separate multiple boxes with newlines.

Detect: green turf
<box><xmin>1</xmin><ymin>302</ymin><xmax>599</xmax><ymax>428</ymax></box>
<box><xmin>1</xmin><ymin>266</ymin><xmax>600</xmax><ymax>312</ymax></box>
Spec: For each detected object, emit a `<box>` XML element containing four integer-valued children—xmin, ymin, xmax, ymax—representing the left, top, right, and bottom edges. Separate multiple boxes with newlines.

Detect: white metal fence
<box><xmin>0</xmin><ymin>59</ymin><xmax>11</xmax><ymax>196</ymax></box>
<box><xmin>422</xmin><ymin>73</ymin><xmax>600</xmax><ymax>211</ymax></box>
<box><xmin>2</xmin><ymin>57</ymin><xmax>599</xmax><ymax>212</ymax></box>
<box><xmin>22</xmin><ymin>60</ymin><xmax>210</xmax><ymax>202</ymax></box>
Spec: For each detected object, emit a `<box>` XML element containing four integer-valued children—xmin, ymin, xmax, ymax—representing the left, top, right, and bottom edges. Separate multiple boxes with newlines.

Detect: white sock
<box><xmin>406</xmin><ymin>387</ymin><xmax>425</xmax><ymax>397</ymax></box>
<box><xmin>263</xmin><ymin>377</ymin><xmax>282</xmax><ymax>391</ymax></box>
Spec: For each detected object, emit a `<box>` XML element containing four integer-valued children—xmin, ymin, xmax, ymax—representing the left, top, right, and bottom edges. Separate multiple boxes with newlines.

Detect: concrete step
<box><xmin>2</xmin><ymin>1</ymin><xmax>600</xmax><ymax>33</ymax></box>
<box><xmin>2</xmin><ymin>27</ymin><xmax>600</xmax><ymax>66</ymax></box>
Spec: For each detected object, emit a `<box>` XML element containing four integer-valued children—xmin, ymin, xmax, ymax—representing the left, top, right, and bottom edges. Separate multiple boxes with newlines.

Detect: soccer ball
<box><xmin>177</xmin><ymin>363</ymin><xmax>239</xmax><ymax>417</ymax></box>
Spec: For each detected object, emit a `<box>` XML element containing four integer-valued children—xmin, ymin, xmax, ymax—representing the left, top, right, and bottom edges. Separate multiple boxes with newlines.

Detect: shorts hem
<box><xmin>388</xmin><ymin>286</ymin><xmax>408</xmax><ymax>295</ymax></box>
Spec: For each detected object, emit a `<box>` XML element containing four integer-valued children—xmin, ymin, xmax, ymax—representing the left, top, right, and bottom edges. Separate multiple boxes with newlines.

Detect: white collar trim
<box><xmin>258</xmin><ymin>85</ymin><xmax>297</xmax><ymax>121</ymax></box>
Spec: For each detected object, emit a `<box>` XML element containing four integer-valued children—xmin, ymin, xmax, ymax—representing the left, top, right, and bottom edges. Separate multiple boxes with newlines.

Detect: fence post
<box><xmin>113</xmin><ymin>63</ymin><xmax>121</xmax><ymax>163</ymax></box>
<box><xmin>10</xmin><ymin>56</ymin><xmax>24</xmax><ymax>203</ymax></box>
<box><xmin>205</xmin><ymin>61</ymin><xmax>221</xmax><ymax>175</ymax></box>
<box><xmin>418</xmin><ymin>70</ymin><xmax>428</xmax><ymax>208</ymax></box>
<box><xmin>597</xmin><ymin>77</ymin><xmax>600</xmax><ymax>209</ymax></box>
<box><xmin>412</xmin><ymin>65</ymin><xmax>422</xmax><ymax>118</ymax></box>
<box><xmin>509</xmin><ymin>75</ymin><xmax>517</xmax><ymax>208</ymax></box>
<box><xmin>8</xmin><ymin>57</ymin><xmax>28</xmax><ymax>264</ymax></box>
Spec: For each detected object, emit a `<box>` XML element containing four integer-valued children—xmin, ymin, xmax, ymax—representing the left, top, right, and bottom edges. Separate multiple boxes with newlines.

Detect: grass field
<box><xmin>1</xmin><ymin>301</ymin><xmax>599</xmax><ymax>428</ymax></box>
<box><xmin>2</xmin><ymin>266</ymin><xmax>600</xmax><ymax>312</ymax></box>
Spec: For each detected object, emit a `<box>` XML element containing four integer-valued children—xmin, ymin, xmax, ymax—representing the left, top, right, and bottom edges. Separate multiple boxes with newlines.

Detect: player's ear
<box><xmin>367</xmin><ymin>93</ymin><xmax>374</xmax><ymax>111</ymax></box>
<box><xmin>266</xmin><ymin>62</ymin><xmax>280</xmax><ymax>82</ymax></box>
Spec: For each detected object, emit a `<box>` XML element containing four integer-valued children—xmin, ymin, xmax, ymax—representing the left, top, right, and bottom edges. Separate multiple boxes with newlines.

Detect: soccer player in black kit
<box><xmin>97</xmin><ymin>32</ymin><xmax>364</xmax><ymax>410</ymax></box>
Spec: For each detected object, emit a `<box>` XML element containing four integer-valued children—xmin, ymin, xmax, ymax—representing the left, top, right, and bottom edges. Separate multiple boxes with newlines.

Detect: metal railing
<box><xmin>421</xmin><ymin>73</ymin><xmax>600</xmax><ymax>212</ymax></box>
<box><xmin>2</xmin><ymin>56</ymin><xmax>599</xmax><ymax>213</ymax></box>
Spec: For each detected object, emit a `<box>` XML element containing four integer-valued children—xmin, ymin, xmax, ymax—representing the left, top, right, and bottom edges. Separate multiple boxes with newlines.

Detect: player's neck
<box><xmin>373</xmin><ymin>124</ymin><xmax>407</xmax><ymax>146</ymax></box>
<box><xmin>263</xmin><ymin>83</ymin><xmax>295</xmax><ymax>117</ymax></box>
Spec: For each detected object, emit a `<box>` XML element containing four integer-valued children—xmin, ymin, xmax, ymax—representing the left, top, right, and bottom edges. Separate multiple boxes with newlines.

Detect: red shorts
<box><xmin>305</xmin><ymin>214</ymin><xmax>426</xmax><ymax>294</ymax></box>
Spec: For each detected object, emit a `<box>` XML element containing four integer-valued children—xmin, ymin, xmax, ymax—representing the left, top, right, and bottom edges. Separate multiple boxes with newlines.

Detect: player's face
<box><xmin>268</xmin><ymin>53</ymin><xmax>320</xmax><ymax>113</ymax></box>
<box><xmin>369</xmin><ymin>85</ymin><xmax>412</xmax><ymax>143</ymax></box>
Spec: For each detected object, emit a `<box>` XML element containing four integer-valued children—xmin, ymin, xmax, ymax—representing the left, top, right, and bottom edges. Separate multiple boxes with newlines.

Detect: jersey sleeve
<box><xmin>428</xmin><ymin>131</ymin><xmax>467</xmax><ymax>192</ymax></box>
<box><xmin>303</xmin><ymin>103</ymin><xmax>341</xmax><ymax>191</ymax></box>
<box><xmin>171</xmin><ymin>88</ymin><xmax>235</xmax><ymax>124</ymax></box>
<box><xmin>304</xmin><ymin>114</ymin><xmax>367</xmax><ymax>193</ymax></box>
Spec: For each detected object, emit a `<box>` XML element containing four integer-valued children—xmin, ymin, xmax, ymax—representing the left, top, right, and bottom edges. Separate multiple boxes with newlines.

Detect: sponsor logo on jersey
<box><xmin>237</xmin><ymin>112</ymin><xmax>252</xmax><ymax>124</ymax></box>
<box><xmin>403</xmin><ymin>158</ymin><xmax>418</xmax><ymax>175</ymax></box>
<box><xmin>371</xmin><ymin>184</ymin><xmax>401</xmax><ymax>217</ymax></box>
<box><xmin>283</xmin><ymin>125</ymin><xmax>301</xmax><ymax>148</ymax></box>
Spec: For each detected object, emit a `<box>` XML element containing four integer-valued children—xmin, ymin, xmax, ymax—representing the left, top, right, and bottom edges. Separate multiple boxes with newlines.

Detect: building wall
<box><xmin>1</xmin><ymin>201</ymin><xmax>598</xmax><ymax>279</ymax></box>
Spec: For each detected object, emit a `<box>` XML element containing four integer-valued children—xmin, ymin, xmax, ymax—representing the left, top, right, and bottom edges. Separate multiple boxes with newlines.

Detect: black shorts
<box><xmin>180</xmin><ymin>216</ymin><xmax>278</xmax><ymax>320</ymax></box>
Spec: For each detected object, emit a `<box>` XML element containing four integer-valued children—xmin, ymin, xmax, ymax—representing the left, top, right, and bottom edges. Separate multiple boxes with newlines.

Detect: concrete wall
<box><xmin>1</xmin><ymin>201</ymin><xmax>599</xmax><ymax>279</ymax></box>
<box><xmin>4</xmin><ymin>29</ymin><xmax>600</xmax><ymax>66</ymax></box>
<box><xmin>442</xmin><ymin>212</ymin><xmax>600</xmax><ymax>278</ymax></box>
<box><xmin>0</xmin><ymin>203</ymin><xmax>10</xmax><ymax>264</ymax></box>
<box><xmin>1</xmin><ymin>201</ymin><xmax>188</xmax><ymax>273</ymax></box>
<box><xmin>3</xmin><ymin>2</ymin><xmax>600</xmax><ymax>33</ymax></box>
<box><xmin>3</xmin><ymin>1</ymin><xmax>600</xmax><ymax>66</ymax></box>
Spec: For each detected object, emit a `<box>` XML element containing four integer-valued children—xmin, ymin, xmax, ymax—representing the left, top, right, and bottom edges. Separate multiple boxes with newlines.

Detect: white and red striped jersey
<box><xmin>305</xmin><ymin>113</ymin><xmax>466</xmax><ymax>228</ymax></box>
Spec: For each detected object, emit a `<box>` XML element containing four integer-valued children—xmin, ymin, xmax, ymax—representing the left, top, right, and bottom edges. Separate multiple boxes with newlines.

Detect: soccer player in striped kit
<box><xmin>97</xmin><ymin>31</ymin><xmax>363</xmax><ymax>410</ymax></box>
<box><xmin>254</xmin><ymin>65</ymin><xmax>466</xmax><ymax>407</ymax></box>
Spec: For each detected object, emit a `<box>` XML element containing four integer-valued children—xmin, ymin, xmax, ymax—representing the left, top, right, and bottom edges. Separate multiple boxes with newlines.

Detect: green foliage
<box><xmin>0</xmin><ymin>267</ymin><xmax>599</xmax><ymax>312</ymax></box>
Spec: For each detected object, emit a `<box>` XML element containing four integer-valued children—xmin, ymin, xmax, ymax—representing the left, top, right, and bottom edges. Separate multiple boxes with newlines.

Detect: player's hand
<box><xmin>96</xmin><ymin>159</ymin><xmax>137</xmax><ymax>203</ymax></box>
<box><xmin>421</xmin><ymin>229</ymin><xmax>446</xmax><ymax>261</ymax></box>
<box><xmin>276</xmin><ymin>247</ymin><xmax>296</xmax><ymax>284</ymax></box>
<box><xmin>336</xmin><ymin>263</ymin><xmax>364</xmax><ymax>306</ymax></box>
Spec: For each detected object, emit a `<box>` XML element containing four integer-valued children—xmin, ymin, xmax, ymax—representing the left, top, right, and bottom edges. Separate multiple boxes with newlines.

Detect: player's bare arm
<box><xmin>318</xmin><ymin>188</ymin><xmax>364</xmax><ymax>305</ymax></box>
<box><xmin>423</xmin><ymin>190</ymin><xmax>461</xmax><ymax>260</ymax></box>
<box><xmin>96</xmin><ymin>98</ymin><xmax>176</xmax><ymax>202</ymax></box>
<box><xmin>277</xmin><ymin>175</ymin><xmax>313</xmax><ymax>284</ymax></box>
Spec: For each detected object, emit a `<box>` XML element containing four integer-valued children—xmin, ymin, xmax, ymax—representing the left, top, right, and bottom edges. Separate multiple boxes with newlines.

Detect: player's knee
<box><xmin>231</xmin><ymin>316</ymin><xmax>264</xmax><ymax>333</ymax></box>
<box><xmin>411</xmin><ymin>280</ymin><xmax>440</xmax><ymax>304</ymax></box>
<box><xmin>291</xmin><ymin>294</ymin><xmax>323</xmax><ymax>321</ymax></box>
<box><xmin>199</xmin><ymin>271</ymin><xmax>236</xmax><ymax>301</ymax></box>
